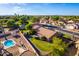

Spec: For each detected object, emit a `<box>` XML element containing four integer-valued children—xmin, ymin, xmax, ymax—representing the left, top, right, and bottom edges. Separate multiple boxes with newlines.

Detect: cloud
<box><xmin>12</xmin><ymin>6</ymin><xmax>26</xmax><ymax>14</ymax></box>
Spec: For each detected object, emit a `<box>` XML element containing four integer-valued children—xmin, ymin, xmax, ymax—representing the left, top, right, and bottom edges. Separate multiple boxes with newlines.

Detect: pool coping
<box><xmin>2</xmin><ymin>39</ymin><xmax>16</xmax><ymax>49</ymax></box>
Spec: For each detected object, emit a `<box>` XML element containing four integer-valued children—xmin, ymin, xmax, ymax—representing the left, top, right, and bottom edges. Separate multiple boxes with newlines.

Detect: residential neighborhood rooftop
<box><xmin>0</xmin><ymin>28</ymin><xmax>38</xmax><ymax>56</ymax></box>
<box><xmin>32</xmin><ymin>24</ymin><xmax>57</xmax><ymax>39</ymax></box>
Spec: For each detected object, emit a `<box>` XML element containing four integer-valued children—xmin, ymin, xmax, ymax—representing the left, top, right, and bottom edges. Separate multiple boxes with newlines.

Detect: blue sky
<box><xmin>0</xmin><ymin>3</ymin><xmax>79</xmax><ymax>15</ymax></box>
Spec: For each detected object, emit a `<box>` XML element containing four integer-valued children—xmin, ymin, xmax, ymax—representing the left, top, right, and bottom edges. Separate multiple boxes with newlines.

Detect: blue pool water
<box><xmin>4</xmin><ymin>40</ymin><xmax>15</xmax><ymax>47</ymax></box>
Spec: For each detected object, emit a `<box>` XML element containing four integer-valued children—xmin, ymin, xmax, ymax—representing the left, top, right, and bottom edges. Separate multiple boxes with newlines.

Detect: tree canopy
<box><xmin>51</xmin><ymin>16</ymin><xmax>60</xmax><ymax>21</ymax></box>
<box><xmin>51</xmin><ymin>37</ymin><xmax>68</xmax><ymax>56</ymax></box>
<box><xmin>7</xmin><ymin>20</ymin><xmax>16</xmax><ymax>27</ymax></box>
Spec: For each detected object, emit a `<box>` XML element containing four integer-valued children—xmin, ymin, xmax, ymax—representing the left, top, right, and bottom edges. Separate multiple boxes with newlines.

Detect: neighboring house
<box><xmin>67</xmin><ymin>20</ymin><xmax>74</xmax><ymax>24</ymax></box>
<box><xmin>57</xmin><ymin>21</ymin><xmax>65</xmax><ymax>27</ymax></box>
<box><xmin>32</xmin><ymin>24</ymin><xmax>57</xmax><ymax>42</ymax></box>
<box><xmin>39</xmin><ymin>18</ymin><xmax>48</xmax><ymax>25</ymax></box>
<box><xmin>65</xmin><ymin>24</ymin><xmax>78</xmax><ymax>30</ymax></box>
<box><xmin>49</xmin><ymin>20</ymin><xmax>56</xmax><ymax>25</ymax></box>
<box><xmin>39</xmin><ymin>17</ymin><xmax>56</xmax><ymax>26</ymax></box>
<box><xmin>65</xmin><ymin>20</ymin><xmax>78</xmax><ymax>30</ymax></box>
<box><xmin>40</xmin><ymin>17</ymin><xmax>51</xmax><ymax>24</ymax></box>
<box><xmin>59</xmin><ymin>18</ymin><xmax>68</xmax><ymax>24</ymax></box>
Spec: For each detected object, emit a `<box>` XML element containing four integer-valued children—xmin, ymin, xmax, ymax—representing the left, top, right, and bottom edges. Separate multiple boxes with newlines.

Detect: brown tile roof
<box><xmin>33</xmin><ymin>25</ymin><xmax>56</xmax><ymax>39</ymax></box>
<box><xmin>6</xmin><ymin>46</ymin><xmax>20</xmax><ymax>56</ymax></box>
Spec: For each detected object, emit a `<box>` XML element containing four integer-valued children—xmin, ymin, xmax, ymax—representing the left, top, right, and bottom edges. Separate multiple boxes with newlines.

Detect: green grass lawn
<box><xmin>63</xmin><ymin>33</ymin><xmax>71</xmax><ymax>39</ymax></box>
<box><xmin>30</xmin><ymin>38</ymin><xmax>53</xmax><ymax>51</ymax></box>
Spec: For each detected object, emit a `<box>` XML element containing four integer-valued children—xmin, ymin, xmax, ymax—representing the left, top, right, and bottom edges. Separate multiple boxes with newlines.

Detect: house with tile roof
<box><xmin>32</xmin><ymin>24</ymin><xmax>57</xmax><ymax>42</ymax></box>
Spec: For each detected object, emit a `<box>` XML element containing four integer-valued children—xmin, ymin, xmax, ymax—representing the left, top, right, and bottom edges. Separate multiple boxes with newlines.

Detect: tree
<box><xmin>15</xmin><ymin>19</ymin><xmax>22</xmax><ymax>27</ymax></box>
<box><xmin>63</xmin><ymin>16</ymin><xmax>79</xmax><ymax>22</ymax></box>
<box><xmin>25</xmin><ymin>22</ymin><xmax>32</xmax><ymax>30</ymax></box>
<box><xmin>10</xmin><ymin>14</ymin><xmax>20</xmax><ymax>21</ymax></box>
<box><xmin>4</xmin><ymin>16</ymin><xmax>10</xmax><ymax>19</ymax></box>
<box><xmin>28</xmin><ymin>16</ymin><xmax>40</xmax><ymax>23</ymax></box>
<box><xmin>0</xmin><ymin>20</ymin><xmax>4</xmax><ymax>26</ymax></box>
<box><xmin>24</xmin><ymin>22</ymin><xmax>36</xmax><ymax>35</ymax></box>
<box><xmin>19</xmin><ymin>15</ymin><xmax>28</xmax><ymax>24</ymax></box>
<box><xmin>50</xmin><ymin>37</ymin><xmax>68</xmax><ymax>56</ymax></box>
<box><xmin>51</xmin><ymin>16</ymin><xmax>60</xmax><ymax>21</ymax></box>
<box><xmin>7</xmin><ymin>20</ymin><xmax>16</xmax><ymax>28</ymax></box>
<box><xmin>26</xmin><ymin>30</ymin><xmax>36</xmax><ymax>35</ymax></box>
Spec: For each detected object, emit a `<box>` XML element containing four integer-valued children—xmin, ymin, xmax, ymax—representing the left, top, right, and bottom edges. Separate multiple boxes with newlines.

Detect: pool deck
<box><xmin>0</xmin><ymin>28</ymin><xmax>38</xmax><ymax>56</ymax></box>
<box><xmin>3</xmin><ymin>40</ymin><xmax>16</xmax><ymax>49</ymax></box>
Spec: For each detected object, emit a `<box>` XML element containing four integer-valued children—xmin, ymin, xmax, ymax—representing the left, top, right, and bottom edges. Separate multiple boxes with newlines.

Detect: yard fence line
<box><xmin>19</xmin><ymin>30</ymin><xmax>39</xmax><ymax>56</ymax></box>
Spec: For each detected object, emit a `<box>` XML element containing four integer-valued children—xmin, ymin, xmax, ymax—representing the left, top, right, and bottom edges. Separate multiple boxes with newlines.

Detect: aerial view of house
<box><xmin>0</xmin><ymin>3</ymin><xmax>79</xmax><ymax>56</ymax></box>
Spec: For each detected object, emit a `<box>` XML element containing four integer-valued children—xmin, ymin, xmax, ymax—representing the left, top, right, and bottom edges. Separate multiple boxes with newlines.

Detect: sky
<box><xmin>0</xmin><ymin>3</ymin><xmax>79</xmax><ymax>15</ymax></box>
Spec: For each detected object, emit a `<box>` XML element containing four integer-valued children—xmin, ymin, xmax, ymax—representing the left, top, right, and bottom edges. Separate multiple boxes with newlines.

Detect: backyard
<box><xmin>30</xmin><ymin>37</ymin><xmax>68</xmax><ymax>56</ymax></box>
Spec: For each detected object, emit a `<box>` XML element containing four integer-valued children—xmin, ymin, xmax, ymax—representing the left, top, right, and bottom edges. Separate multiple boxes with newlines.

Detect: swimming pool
<box><xmin>3</xmin><ymin>40</ymin><xmax>15</xmax><ymax>49</ymax></box>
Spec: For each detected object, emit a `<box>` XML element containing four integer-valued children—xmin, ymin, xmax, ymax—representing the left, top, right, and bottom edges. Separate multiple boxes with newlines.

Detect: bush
<box><xmin>63</xmin><ymin>33</ymin><xmax>71</xmax><ymax>39</ymax></box>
